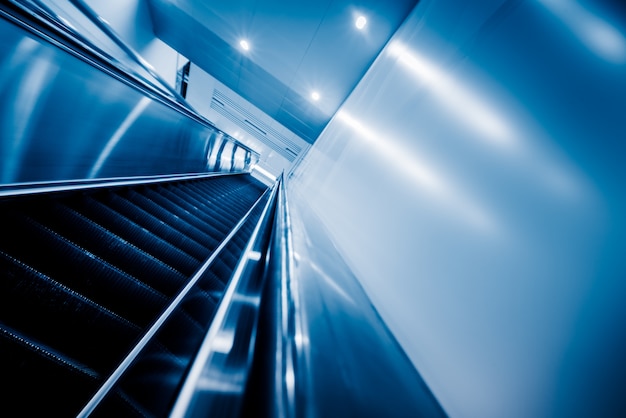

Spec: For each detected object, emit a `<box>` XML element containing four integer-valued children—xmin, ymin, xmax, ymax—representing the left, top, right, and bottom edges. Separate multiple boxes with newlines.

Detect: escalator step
<box><xmin>122</xmin><ymin>189</ymin><xmax>222</xmax><ymax>253</ymax></box>
<box><xmin>165</xmin><ymin>182</ymin><xmax>260</xmax><ymax>234</ymax></box>
<box><xmin>164</xmin><ymin>184</ymin><xmax>237</xmax><ymax>229</ymax></box>
<box><xmin>24</xmin><ymin>200</ymin><xmax>189</xmax><ymax>297</ymax></box>
<box><xmin>0</xmin><ymin>213</ymin><xmax>168</xmax><ymax>328</ymax></box>
<box><xmin>0</xmin><ymin>251</ymin><xmax>142</xmax><ymax>374</ymax></box>
<box><xmin>140</xmin><ymin>187</ymin><xmax>229</xmax><ymax>239</ymax></box>
<box><xmin>67</xmin><ymin>194</ymin><xmax>201</xmax><ymax>276</ymax></box>
<box><xmin>95</xmin><ymin>191</ymin><xmax>211</xmax><ymax>261</ymax></box>
<box><xmin>0</xmin><ymin>323</ymin><xmax>101</xmax><ymax>416</ymax></box>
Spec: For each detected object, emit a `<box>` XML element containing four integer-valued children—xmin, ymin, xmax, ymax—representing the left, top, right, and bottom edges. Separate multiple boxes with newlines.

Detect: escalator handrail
<box><xmin>0</xmin><ymin>172</ymin><xmax>245</xmax><ymax>198</ymax></box>
<box><xmin>76</xmin><ymin>180</ymin><xmax>276</xmax><ymax>418</ymax></box>
<box><xmin>169</xmin><ymin>176</ymin><xmax>281</xmax><ymax>417</ymax></box>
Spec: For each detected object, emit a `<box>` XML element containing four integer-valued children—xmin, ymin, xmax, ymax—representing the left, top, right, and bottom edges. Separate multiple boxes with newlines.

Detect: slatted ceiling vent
<box><xmin>211</xmin><ymin>89</ymin><xmax>303</xmax><ymax>162</ymax></box>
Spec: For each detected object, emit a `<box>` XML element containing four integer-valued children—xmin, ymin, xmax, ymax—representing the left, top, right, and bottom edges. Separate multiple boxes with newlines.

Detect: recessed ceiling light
<box><xmin>355</xmin><ymin>15</ymin><xmax>367</xmax><ymax>30</ymax></box>
<box><xmin>311</xmin><ymin>91</ymin><xmax>320</xmax><ymax>101</ymax></box>
<box><xmin>239</xmin><ymin>39</ymin><xmax>250</xmax><ymax>51</ymax></box>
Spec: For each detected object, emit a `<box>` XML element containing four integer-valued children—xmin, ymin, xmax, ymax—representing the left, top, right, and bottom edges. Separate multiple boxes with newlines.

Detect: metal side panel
<box><xmin>0</xmin><ymin>10</ymin><xmax>256</xmax><ymax>185</ymax></box>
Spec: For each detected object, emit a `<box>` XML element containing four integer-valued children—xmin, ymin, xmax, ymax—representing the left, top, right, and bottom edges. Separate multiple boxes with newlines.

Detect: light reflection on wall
<box><xmin>387</xmin><ymin>41</ymin><xmax>515</xmax><ymax>147</ymax></box>
<box><xmin>538</xmin><ymin>0</ymin><xmax>626</xmax><ymax>63</ymax></box>
<box><xmin>89</xmin><ymin>96</ymin><xmax>152</xmax><ymax>178</ymax></box>
<box><xmin>251</xmin><ymin>164</ymin><xmax>277</xmax><ymax>182</ymax></box>
<box><xmin>336</xmin><ymin>110</ymin><xmax>498</xmax><ymax>233</ymax></box>
<box><xmin>388</xmin><ymin>38</ymin><xmax>589</xmax><ymax>205</ymax></box>
<box><xmin>1</xmin><ymin>41</ymin><xmax>58</xmax><ymax>183</ymax></box>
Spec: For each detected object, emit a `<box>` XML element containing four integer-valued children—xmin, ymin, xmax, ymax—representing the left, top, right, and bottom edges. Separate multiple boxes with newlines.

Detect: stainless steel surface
<box><xmin>278</xmin><ymin>184</ymin><xmax>446</xmax><ymax>417</ymax></box>
<box><xmin>275</xmin><ymin>175</ymin><xmax>303</xmax><ymax>418</ymax></box>
<box><xmin>77</xmin><ymin>182</ymin><xmax>273</xmax><ymax>418</ymax></box>
<box><xmin>0</xmin><ymin>171</ymin><xmax>240</xmax><ymax>197</ymax></box>
<box><xmin>288</xmin><ymin>0</ymin><xmax>626</xmax><ymax>416</ymax></box>
<box><xmin>0</xmin><ymin>8</ymin><xmax>258</xmax><ymax>186</ymax></box>
<box><xmin>170</xmin><ymin>179</ymin><xmax>279</xmax><ymax>418</ymax></box>
<box><xmin>10</xmin><ymin>0</ymin><xmax>175</xmax><ymax>101</ymax></box>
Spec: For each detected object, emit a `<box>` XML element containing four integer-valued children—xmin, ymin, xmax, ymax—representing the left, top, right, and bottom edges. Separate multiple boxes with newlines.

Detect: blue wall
<box><xmin>289</xmin><ymin>0</ymin><xmax>626</xmax><ymax>416</ymax></box>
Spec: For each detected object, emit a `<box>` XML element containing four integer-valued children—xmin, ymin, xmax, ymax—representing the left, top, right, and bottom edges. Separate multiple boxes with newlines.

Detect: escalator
<box><xmin>0</xmin><ymin>2</ymin><xmax>448</xmax><ymax>416</ymax></box>
<box><xmin>0</xmin><ymin>173</ymin><xmax>269</xmax><ymax>416</ymax></box>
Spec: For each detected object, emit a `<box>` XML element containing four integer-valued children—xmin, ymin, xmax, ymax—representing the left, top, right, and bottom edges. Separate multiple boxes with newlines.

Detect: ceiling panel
<box><xmin>147</xmin><ymin>0</ymin><xmax>418</xmax><ymax>143</ymax></box>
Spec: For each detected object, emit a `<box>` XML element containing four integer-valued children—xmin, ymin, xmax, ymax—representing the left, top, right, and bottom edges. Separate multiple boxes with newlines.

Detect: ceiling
<box><xmin>146</xmin><ymin>0</ymin><xmax>418</xmax><ymax>144</ymax></box>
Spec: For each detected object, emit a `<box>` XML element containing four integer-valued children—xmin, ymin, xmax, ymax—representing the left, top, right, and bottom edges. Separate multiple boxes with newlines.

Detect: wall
<box><xmin>288</xmin><ymin>0</ymin><xmax>626</xmax><ymax>417</ymax></box>
<box><xmin>185</xmin><ymin>64</ymin><xmax>310</xmax><ymax>179</ymax></box>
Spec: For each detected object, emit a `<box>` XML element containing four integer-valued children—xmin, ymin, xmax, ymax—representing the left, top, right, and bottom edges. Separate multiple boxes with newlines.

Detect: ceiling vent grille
<box><xmin>211</xmin><ymin>89</ymin><xmax>302</xmax><ymax>161</ymax></box>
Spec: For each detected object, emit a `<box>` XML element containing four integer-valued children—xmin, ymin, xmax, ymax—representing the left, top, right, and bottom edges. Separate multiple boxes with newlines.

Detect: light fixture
<box><xmin>239</xmin><ymin>39</ymin><xmax>250</xmax><ymax>51</ymax></box>
<box><xmin>311</xmin><ymin>91</ymin><xmax>320</xmax><ymax>101</ymax></box>
<box><xmin>355</xmin><ymin>15</ymin><xmax>367</xmax><ymax>30</ymax></box>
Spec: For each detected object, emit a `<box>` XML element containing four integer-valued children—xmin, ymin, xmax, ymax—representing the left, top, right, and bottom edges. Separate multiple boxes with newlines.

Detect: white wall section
<box><xmin>185</xmin><ymin>64</ymin><xmax>310</xmax><ymax>178</ymax></box>
<box><xmin>288</xmin><ymin>0</ymin><xmax>626</xmax><ymax>417</ymax></box>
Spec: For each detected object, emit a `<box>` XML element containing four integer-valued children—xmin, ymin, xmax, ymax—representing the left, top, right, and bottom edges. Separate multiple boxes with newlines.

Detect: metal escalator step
<box><xmin>0</xmin><ymin>323</ymin><xmax>101</xmax><ymax>416</ymax></box>
<box><xmin>187</xmin><ymin>181</ymin><xmax>260</xmax><ymax>218</ymax></box>
<box><xmin>67</xmin><ymin>194</ymin><xmax>201</xmax><ymax>277</ymax></box>
<box><xmin>140</xmin><ymin>187</ymin><xmax>230</xmax><ymax>238</ymax></box>
<box><xmin>182</xmin><ymin>178</ymin><xmax>253</xmax><ymax>209</ymax></box>
<box><xmin>0</xmin><ymin>212</ymin><xmax>169</xmax><ymax>327</ymax></box>
<box><xmin>122</xmin><ymin>189</ymin><xmax>222</xmax><ymax>252</ymax></box>
<box><xmin>189</xmin><ymin>184</ymin><xmax>263</xmax><ymax>220</ymax></box>
<box><xmin>175</xmin><ymin>182</ymin><xmax>238</xmax><ymax>214</ymax></box>
<box><xmin>0</xmin><ymin>251</ymin><xmax>142</xmax><ymax>374</ymax></box>
<box><xmin>24</xmin><ymin>200</ymin><xmax>189</xmax><ymax>298</ymax></box>
<box><xmin>95</xmin><ymin>190</ymin><xmax>211</xmax><ymax>261</ymax></box>
<box><xmin>194</xmin><ymin>175</ymin><xmax>266</xmax><ymax>200</ymax></box>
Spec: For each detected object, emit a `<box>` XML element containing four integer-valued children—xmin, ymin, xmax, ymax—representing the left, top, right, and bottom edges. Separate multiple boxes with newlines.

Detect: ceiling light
<box><xmin>355</xmin><ymin>15</ymin><xmax>367</xmax><ymax>30</ymax></box>
<box><xmin>311</xmin><ymin>91</ymin><xmax>320</xmax><ymax>101</ymax></box>
<box><xmin>239</xmin><ymin>39</ymin><xmax>250</xmax><ymax>51</ymax></box>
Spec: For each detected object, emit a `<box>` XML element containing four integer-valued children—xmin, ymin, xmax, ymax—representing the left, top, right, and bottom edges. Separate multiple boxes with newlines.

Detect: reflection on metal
<box><xmin>0</xmin><ymin>11</ymin><xmax>259</xmax><ymax>185</ymax></box>
<box><xmin>336</xmin><ymin>110</ymin><xmax>497</xmax><ymax>233</ymax></box>
<box><xmin>1</xmin><ymin>40</ymin><xmax>58</xmax><ymax>183</ymax></box>
<box><xmin>169</xmin><ymin>178</ymin><xmax>279</xmax><ymax>418</ymax></box>
<box><xmin>214</xmin><ymin>138</ymin><xmax>229</xmax><ymax>172</ymax></box>
<box><xmin>10</xmin><ymin>0</ymin><xmax>176</xmax><ymax>102</ymax></box>
<box><xmin>0</xmin><ymin>171</ymin><xmax>242</xmax><ymax>198</ymax></box>
<box><xmin>88</xmin><ymin>96</ymin><xmax>151</xmax><ymax>178</ymax></box>
<box><xmin>66</xmin><ymin>0</ymin><xmax>190</xmax><ymax>102</ymax></box>
<box><xmin>15</xmin><ymin>0</ymin><xmax>187</xmax><ymax>104</ymax></box>
<box><xmin>276</xmin><ymin>178</ymin><xmax>310</xmax><ymax>418</ymax></box>
<box><xmin>538</xmin><ymin>0</ymin><xmax>626</xmax><ymax>62</ymax></box>
<box><xmin>388</xmin><ymin>41</ymin><xmax>514</xmax><ymax>146</ymax></box>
